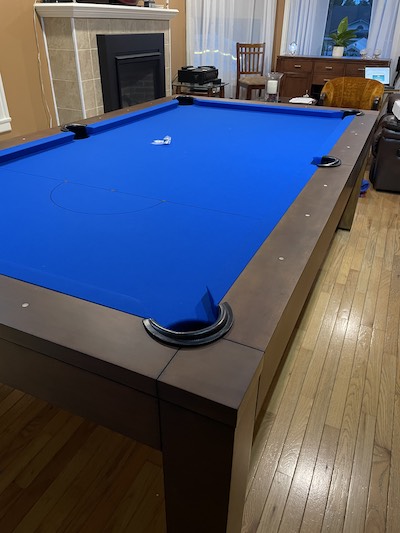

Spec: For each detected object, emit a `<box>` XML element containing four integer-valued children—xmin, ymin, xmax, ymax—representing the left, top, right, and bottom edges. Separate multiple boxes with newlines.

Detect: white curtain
<box><xmin>367</xmin><ymin>0</ymin><xmax>400</xmax><ymax>58</ymax></box>
<box><xmin>186</xmin><ymin>0</ymin><xmax>277</xmax><ymax>98</ymax></box>
<box><xmin>390</xmin><ymin>6</ymin><xmax>400</xmax><ymax>86</ymax></box>
<box><xmin>280</xmin><ymin>0</ymin><xmax>330</xmax><ymax>56</ymax></box>
<box><xmin>367</xmin><ymin>0</ymin><xmax>400</xmax><ymax>84</ymax></box>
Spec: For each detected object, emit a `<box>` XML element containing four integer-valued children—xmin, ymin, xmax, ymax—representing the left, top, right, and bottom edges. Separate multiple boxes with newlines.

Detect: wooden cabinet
<box><xmin>312</xmin><ymin>60</ymin><xmax>344</xmax><ymax>86</ymax></box>
<box><xmin>276</xmin><ymin>55</ymin><xmax>391</xmax><ymax>99</ymax></box>
<box><xmin>276</xmin><ymin>57</ymin><xmax>313</xmax><ymax>97</ymax></box>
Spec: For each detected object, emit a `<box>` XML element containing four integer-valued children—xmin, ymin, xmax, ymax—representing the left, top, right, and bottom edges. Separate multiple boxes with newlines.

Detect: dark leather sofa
<box><xmin>369</xmin><ymin>94</ymin><xmax>400</xmax><ymax>192</ymax></box>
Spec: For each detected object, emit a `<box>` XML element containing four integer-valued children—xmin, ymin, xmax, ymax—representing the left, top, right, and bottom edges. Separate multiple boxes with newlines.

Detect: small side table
<box><xmin>173</xmin><ymin>81</ymin><xmax>227</xmax><ymax>98</ymax></box>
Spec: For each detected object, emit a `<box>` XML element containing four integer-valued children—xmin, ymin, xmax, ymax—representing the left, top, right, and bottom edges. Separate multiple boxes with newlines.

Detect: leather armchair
<box><xmin>369</xmin><ymin>94</ymin><xmax>400</xmax><ymax>192</ymax></box>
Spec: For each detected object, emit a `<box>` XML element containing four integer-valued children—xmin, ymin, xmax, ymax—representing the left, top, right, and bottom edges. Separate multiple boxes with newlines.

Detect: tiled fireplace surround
<box><xmin>35</xmin><ymin>3</ymin><xmax>178</xmax><ymax>125</ymax></box>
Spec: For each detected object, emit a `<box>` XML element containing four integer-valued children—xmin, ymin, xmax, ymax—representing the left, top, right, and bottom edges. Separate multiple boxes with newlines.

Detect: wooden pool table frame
<box><xmin>0</xmin><ymin>97</ymin><xmax>378</xmax><ymax>533</ymax></box>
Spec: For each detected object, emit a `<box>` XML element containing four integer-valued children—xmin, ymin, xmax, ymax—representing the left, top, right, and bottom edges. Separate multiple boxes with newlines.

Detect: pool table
<box><xmin>0</xmin><ymin>97</ymin><xmax>377</xmax><ymax>532</ymax></box>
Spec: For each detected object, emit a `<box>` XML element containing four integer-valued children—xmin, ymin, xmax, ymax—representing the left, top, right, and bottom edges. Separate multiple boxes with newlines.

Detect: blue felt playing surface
<box><xmin>0</xmin><ymin>99</ymin><xmax>354</xmax><ymax>327</ymax></box>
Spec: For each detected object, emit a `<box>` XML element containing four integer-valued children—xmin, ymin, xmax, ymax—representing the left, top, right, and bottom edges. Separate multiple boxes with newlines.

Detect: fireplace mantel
<box><xmin>35</xmin><ymin>2</ymin><xmax>178</xmax><ymax>125</ymax></box>
<box><xmin>34</xmin><ymin>2</ymin><xmax>178</xmax><ymax>22</ymax></box>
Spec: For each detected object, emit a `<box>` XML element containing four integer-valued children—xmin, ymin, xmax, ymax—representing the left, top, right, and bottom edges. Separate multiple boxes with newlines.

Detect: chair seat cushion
<box><xmin>239</xmin><ymin>75</ymin><xmax>266</xmax><ymax>86</ymax></box>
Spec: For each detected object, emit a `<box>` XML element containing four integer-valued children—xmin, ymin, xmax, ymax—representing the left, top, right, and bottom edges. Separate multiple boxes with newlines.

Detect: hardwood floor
<box><xmin>0</xmin><ymin>184</ymin><xmax>399</xmax><ymax>532</ymax></box>
<box><xmin>0</xmin><ymin>389</ymin><xmax>165</xmax><ymax>532</ymax></box>
<box><xmin>243</xmin><ymin>184</ymin><xmax>400</xmax><ymax>532</ymax></box>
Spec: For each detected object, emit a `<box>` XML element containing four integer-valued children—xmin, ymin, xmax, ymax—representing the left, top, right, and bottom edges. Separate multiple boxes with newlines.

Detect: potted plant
<box><xmin>329</xmin><ymin>16</ymin><xmax>357</xmax><ymax>57</ymax></box>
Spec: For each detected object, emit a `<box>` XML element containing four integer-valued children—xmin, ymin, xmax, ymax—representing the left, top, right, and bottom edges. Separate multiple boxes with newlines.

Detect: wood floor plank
<box><xmin>147</xmin><ymin>502</ymin><xmax>167</xmax><ymax>533</ymax></box>
<box><xmin>0</xmin><ymin>409</ymin><xmax>58</xmax><ymax>495</ymax></box>
<box><xmin>322</xmin><ymin>325</ymin><xmax>372</xmax><ymax>532</ymax></box>
<box><xmin>365</xmin><ymin>444</ymin><xmax>391</xmax><ymax>532</ymax></box>
<box><xmin>0</xmin><ymin>418</ymin><xmax>95</xmax><ymax>533</ymax></box>
<box><xmin>320</xmin><ymin>230</ymin><xmax>349</xmax><ymax>293</ymax></box>
<box><xmin>79</xmin><ymin>461</ymin><xmax>159</xmax><ymax>533</ymax></box>
<box><xmin>0</xmin><ymin>395</ymin><xmax>43</xmax><ymax>442</ymax></box>
<box><xmin>383</xmin><ymin>256</ymin><xmax>400</xmax><ymax>355</ymax></box>
<box><xmin>11</xmin><ymin>426</ymin><xmax>117</xmax><ymax>533</ymax></box>
<box><xmin>343</xmin><ymin>411</ymin><xmax>375</xmax><ymax>533</ymax></box>
<box><xmin>242</xmin><ymin>345</ymin><xmax>313</xmax><ymax>532</ymax></box>
<box><xmin>382</xmin><ymin>222</ymin><xmax>398</xmax><ymax>272</ymax></box>
<box><xmin>373</xmin><ymin>267</ymin><xmax>391</xmax><ymax>333</ymax></box>
<box><xmin>325</xmin><ymin>319</ymin><xmax>357</xmax><ymax>430</ymax></box>
<box><xmin>361</xmin><ymin>328</ymin><xmax>384</xmax><ymax>419</ymax></box>
<box><xmin>0</xmin><ymin>388</ymin><xmax>25</xmax><ymax>418</ymax></box>
<box><xmin>277</xmin><ymin>297</ymin><xmax>352</xmax><ymax>532</ymax></box>
<box><xmin>0</xmin><ymin>412</ymin><xmax>82</xmax><ymax>529</ymax></box>
<box><xmin>35</xmin><ymin>432</ymin><xmax>133</xmax><ymax>532</ymax></box>
<box><xmin>277</xmin><ymin>393</ymin><xmax>313</xmax><ymax>478</ymax></box>
<box><xmin>386</xmin><ymin>392</ymin><xmax>400</xmax><ymax>533</ymax></box>
<box><xmin>337</xmin><ymin>268</ymin><xmax>359</xmax><ymax>322</ymax></box>
<box><xmin>246</xmin><ymin>410</ymin><xmax>275</xmax><ymax>497</ymax></box>
<box><xmin>375</xmin><ymin>353</ymin><xmax>397</xmax><ymax>451</ymax></box>
<box><xmin>119</xmin><ymin>466</ymin><xmax>165</xmax><ymax>533</ymax></box>
<box><xmin>68</xmin><ymin>445</ymin><xmax>161</xmax><ymax>533</ymax></box>
<box><xmin>277</xmin><ymin>440</ymin><xmax>319</xmax><ymax>533</ymax></box>
<box><xmin>242</xmin><ymin>393</ymin><xmax>303</xmax><ymax>527</ymax></box>
<box><xmin>265</xmin><ymin>338</ymin><xmax>307</xmax><ymax>418</ymax></box>
<box><xmin>335</xmin><ymin>228</ymin><xmax>360</xmax><ymax>286</ymax></box>
<box><xmin>256</xmin><ymin>470</ymin><xmax>292</xmax><ymax>533</ymax></box>
<box><xmin>356</xmin><ymin>199</ymin><xmax>381</xmax><ymax>296</ymax></box>
<box><xmin>300</xmin><ymin>290</ymin><xmax>331</xmax><ymax>352</ymax></box>
<box><xmin>351</xmin><ymin>234</ymin><xmax>368</xmax><ymax>273</ymax></box>
<box><xmin>300</xmin><ymin>424</ymin><xmax>339</xmax><ymax>533</ymax></box>
<box><xmin>361</xmin><ymin>254</ymin><xmax>383</xmax><ymax>329</ymax></box>
<box><xmin>14</xmin><ymin>411</ymin><xmax>82</xmax><ymax>489</ymax></box>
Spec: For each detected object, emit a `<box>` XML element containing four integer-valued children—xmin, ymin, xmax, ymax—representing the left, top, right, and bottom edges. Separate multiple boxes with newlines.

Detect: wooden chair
<box><xmin>318</xmin><ymin>77</ymin><xmax>384</xmax><ymax>110</ymax></box>
<box><xmin>236</xmin><ymin>43</ymin><xmax>266</xmax><ymax>100</ymax></box>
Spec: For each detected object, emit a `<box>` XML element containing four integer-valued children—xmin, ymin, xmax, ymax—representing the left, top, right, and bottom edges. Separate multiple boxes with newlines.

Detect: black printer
<box><xmin>178</xmin><ymin>66</ymin><xmax>219</xmax><ymax>85</ymax></box>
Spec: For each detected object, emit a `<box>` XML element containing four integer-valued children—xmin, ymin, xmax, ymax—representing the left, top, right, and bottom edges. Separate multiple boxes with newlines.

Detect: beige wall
<box><xmin>0</xmin><ymin>0</ymin><xmax>56</xmax><ymax>141</ymax></box>
<box><xmin>0</xmin><ymin>0</ymin><xmax>186</xmax><ymax>141</ymax></box>
<box><xmin>273</xmin><ymin>0</ymin><xmax>286</xmax><ymax>69</ymax></box>
<box><xmin>170</xmin><ymin>0</ymin><xmax>186</xmax><ymax>80</ymax></box>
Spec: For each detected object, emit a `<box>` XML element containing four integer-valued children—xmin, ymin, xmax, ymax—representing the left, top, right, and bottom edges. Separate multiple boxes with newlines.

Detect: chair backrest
<box><xmin>236</xmin><ymin>43</ymin><xmax>265</xmax><ymax>78</ymax></box>
<box><xmin>320</xmin><ymin>77</ymin><xmax>384</xmax><ymax>110</ymax></box>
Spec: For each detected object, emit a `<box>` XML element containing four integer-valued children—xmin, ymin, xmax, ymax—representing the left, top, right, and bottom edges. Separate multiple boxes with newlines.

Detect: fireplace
<box><xmin>35</xmin><ymin>2</ymin><xmax>178</xmax><ymax>125</ymax></box>
<box><xmin>97</xmin><ymin>33</ymin><xmax>166</xmax><ymax>112</ymax></box>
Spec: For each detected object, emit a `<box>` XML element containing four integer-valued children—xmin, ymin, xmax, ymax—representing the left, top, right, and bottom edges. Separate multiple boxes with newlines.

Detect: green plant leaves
<box><xmin>329</xmin><ymin>17</ymin><xmax>357</xmax><ymax>47</ymax></box>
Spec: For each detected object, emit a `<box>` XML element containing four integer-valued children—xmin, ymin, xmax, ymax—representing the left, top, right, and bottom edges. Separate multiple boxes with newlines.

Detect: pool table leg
<box><xmin>159</xmin><ymin>376</ymin><xmax>259</xmax><ymax>533</ymax></box>
<box><xmin>338</xmin><ymin>153</ymin><xmax>368</xmax><ymax>231</ymax></box>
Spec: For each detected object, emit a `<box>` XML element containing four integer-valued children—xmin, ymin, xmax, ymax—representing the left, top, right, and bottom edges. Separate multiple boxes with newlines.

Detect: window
<box><xmin>322</xmin><ymin>0</ymin><xmax>374</xmax><ymax>57</ymax></box>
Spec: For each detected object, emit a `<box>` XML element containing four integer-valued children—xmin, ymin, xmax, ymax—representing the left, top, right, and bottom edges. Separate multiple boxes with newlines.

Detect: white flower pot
<box><xmin>332</xmin><ymin>46</ymin><xmax>344</xmax><ymax>57</ymax></box>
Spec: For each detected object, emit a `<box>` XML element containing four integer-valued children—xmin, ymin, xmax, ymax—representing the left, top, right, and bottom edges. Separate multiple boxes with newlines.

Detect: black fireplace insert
<box><xmin>97</xmin><ymin>33</ymin><xmax>166</xmax><ymax>112</ymax></box>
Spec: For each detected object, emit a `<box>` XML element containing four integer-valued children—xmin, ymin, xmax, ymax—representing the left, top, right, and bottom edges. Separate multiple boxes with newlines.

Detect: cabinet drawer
<box><xmin>313</xmin><ymin>62</ymin><xmax>344</xmax><ymax>76</ymax></box>
<box><xmin>277</xmin><ymin>58</ymin><xmax>313</xmax><ymax>73</ymax></box>
<box><xmin>345</xmin><ymin>60</ymin><xmax>391</xmax><ymax>77</ymax></box>
<box><xmin>312</xmin><ymin>73</ymin><xmax>339</xmax><ymax>86</ymax></box>
<box><xmin>345</xmin><ymin>63</ymin><xmax>369</xmax><ymax>77</ymax></box>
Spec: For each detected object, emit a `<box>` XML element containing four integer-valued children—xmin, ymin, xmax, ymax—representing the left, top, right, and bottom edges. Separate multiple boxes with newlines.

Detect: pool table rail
<box><xmin>224</xmin><ymin>108</ymin><xmax>377</xmax><ymax>414</ymax></box>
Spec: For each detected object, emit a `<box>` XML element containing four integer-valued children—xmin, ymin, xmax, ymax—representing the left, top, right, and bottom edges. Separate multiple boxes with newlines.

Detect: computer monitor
<box><xmin>365</xmin><ymin>66</ymin><xmax>391</xmax><ymax>86</ymax></box>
